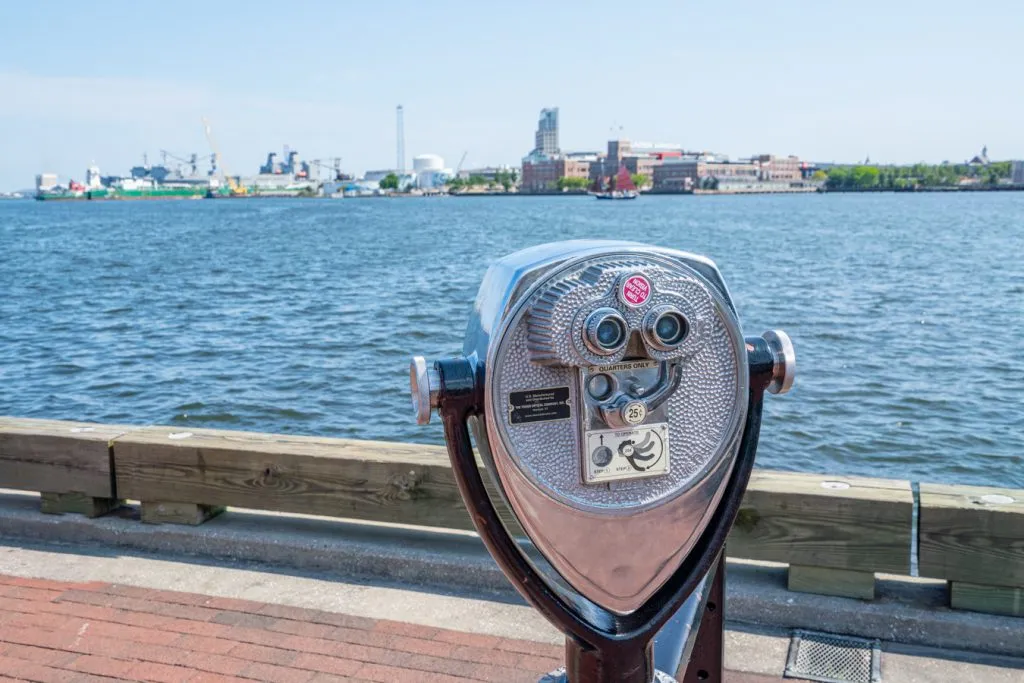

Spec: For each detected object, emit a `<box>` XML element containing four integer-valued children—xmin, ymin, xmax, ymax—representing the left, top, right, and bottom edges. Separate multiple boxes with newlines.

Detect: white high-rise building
<box><xmin>534</xmin><ymin>108</ymin><xmax>559</xmax><ymax>157</ymax></box>
<box><xmin>1012</xmin><ymin>160</ymin><xmax>1024</xmax><ymax>184</ymax></box>
<box><xmin>36</xmin><ymin>173</ymin><xmax>58</xmax><ymax>191</ymax></box>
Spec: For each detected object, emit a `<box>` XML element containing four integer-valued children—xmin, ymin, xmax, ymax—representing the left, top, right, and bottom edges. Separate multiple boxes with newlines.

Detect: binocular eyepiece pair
<box><xmin>583</xmin><ymin>303</ymin><xmax>688</xmax><ymax>355</ymax></box>
<box><xmin>411</xmin><ymin>240</ymin><xmax>794</xmax><ymax>683</ymax></box>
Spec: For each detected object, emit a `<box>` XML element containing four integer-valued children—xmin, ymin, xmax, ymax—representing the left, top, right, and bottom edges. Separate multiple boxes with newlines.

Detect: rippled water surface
<box><xmin>1</xmin><ymin>194</ymin><xmax>1022</xmax><ymax>486</ymax></box>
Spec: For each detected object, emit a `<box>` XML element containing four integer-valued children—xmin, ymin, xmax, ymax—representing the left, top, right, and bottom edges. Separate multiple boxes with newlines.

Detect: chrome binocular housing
<box><xmin>410</xmin><ymin>240</ymin><xmax>794</xmax><ymax>682</ymax></box>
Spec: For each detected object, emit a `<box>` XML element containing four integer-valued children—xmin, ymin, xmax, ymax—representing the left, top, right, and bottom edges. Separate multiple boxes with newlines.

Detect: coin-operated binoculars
<box><xmin>410</xmin><ymin>241</ymin><xmax>794</xmax><ymax>683</ymax></box>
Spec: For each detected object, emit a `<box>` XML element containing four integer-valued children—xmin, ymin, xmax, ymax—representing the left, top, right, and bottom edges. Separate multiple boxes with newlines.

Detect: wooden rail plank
<box><xmin>726</xmin><ymin>470</ymin><xmax>913</xmax><ymax>575</ymax></box>
<box><xmin>950</xmin><ymin>582</ymin><xmax>1024</xmax><ymax>617</ymax></box>
<box><xmin>112</xmin><ymin>425</ymin><xmax>523</xmax><ymax>532</ymax></box>
<box><xmin>919</xmin><ymin>483</ymin><xmax>1024</xmax><ymax>588</ymax></box>
<box><xmin>0</xmin><ymin>417</ymin><xmax>125</xmax><ymax>501</ymax></box>
<box><xmin>787</xmin><ymin>565</ymin><xmax>875</xmax><ymax>600</ymax></box>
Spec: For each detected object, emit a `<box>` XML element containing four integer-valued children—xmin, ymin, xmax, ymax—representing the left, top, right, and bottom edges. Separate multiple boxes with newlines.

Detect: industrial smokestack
<box><xmin>396</xmin><ymin>105</ymin><xmax>405</xmax><ymax>174</ymax></box>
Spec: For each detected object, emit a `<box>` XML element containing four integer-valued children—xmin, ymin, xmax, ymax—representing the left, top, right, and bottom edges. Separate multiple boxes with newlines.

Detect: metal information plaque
<box><xmin>584</xmin><ymin>422</ymin><xmax>670</xmax><ymax>484</ymax></box>
<box><xmin>509</xmin><ymin>387</ymin><xmax>571</xmax><ymax>425</ymax></box>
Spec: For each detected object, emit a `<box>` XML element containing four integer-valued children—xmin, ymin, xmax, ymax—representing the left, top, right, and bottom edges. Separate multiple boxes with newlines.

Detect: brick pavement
<box><xmin>0</xmin><ymin>573</ymin><xmax>783</xmax><ymax>682</ymax></box>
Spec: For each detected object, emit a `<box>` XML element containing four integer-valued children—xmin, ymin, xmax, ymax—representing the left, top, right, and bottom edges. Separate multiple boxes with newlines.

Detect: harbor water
<box><xmin>1</xmin><ymin>194</ymin><xmax>1022</xmax><ymax>487</ymax></box>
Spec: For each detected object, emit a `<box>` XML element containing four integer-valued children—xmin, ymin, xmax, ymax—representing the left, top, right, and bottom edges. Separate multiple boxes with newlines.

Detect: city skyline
<box><xmin>2</xmin><ymin>1</ymin><xmax>1022</xmax><ymax>190</ymax></box>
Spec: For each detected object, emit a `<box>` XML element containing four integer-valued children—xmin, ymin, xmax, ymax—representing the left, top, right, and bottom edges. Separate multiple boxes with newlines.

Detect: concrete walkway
<box><xmin>0</xmin><ymin>573</ymin><xmax>783</xmax><ymax>683</ymax></box>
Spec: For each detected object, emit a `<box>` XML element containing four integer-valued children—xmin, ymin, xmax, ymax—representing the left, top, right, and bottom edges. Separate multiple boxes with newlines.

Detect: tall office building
<box><xmin>534</xmin><ymin>108</ymin><xmax>560</xmax><ymax>156</ymax></box>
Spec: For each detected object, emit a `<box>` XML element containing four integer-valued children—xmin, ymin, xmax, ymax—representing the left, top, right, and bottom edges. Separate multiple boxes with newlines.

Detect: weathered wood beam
<box><xmin>112</xmin><ymin>425</ymin><xmax>525</xmax><ymax>532</ymax></box>
<box><xmin>919</xmin><ymin>483</ymin><xmax>1024</xmax><ymax>615</ymax></box>
<box><xmin>726</xmin><ymin>471</ymin><xmax>913</xmax><ymax>583</ymax></box>
<box><xmin>0</xmin><ymin>417</ymin><xmax>128</xmax><ymax>515</ymax></box>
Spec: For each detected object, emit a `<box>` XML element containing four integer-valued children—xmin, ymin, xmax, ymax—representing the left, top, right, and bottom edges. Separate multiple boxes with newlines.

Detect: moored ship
<box><xmin>36</xmin><ymin>158</ymin><xmax>230</xmax><ymax>201</ymax></box>
<box><xmin>591</xmin><ymin>165</ymin><xmax>639</xmax><ymax>200</ymax></box>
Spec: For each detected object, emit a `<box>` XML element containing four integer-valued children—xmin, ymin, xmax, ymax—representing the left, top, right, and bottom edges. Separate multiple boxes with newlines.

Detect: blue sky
<box><xmin>1</xmin><ymin>1</ymin><xmax>1021</xmax><ymax>189</ymax></box>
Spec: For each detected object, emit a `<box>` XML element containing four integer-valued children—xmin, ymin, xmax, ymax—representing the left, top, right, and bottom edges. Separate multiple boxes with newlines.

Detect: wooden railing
<box><xmin>1</xmin><ymin>416</ymin><xmax>1022</xmax><ymax>618</ymax></box>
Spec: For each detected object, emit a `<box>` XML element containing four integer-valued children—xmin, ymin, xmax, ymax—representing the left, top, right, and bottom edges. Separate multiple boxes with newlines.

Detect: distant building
<box><xmin>752</xmin><ymin>154</ymin><xmax>803</xmax><ymax>182</ymax></box>
<box><xmin>412</xmin><ymin>154</ymin><xmax>453</xmax><ymax>189</ymax></box>
<box><xmin>521</xmin><ymin>158</ymin><xmax>590</xmax><ymax>192</ymax></box>
<box><xmin>85</xmin><ymin>166</ymin><xmax>103</xmax><ymax>190</ymax></box>
<box><xmin>969</xmin><ymin>146</ymin><xmax>991</xmax><ymax>166</ymax></box>
<box><xmin>534</xmin><ymin>108</ymin><xmax>559</xmax><ymax>156</ymax></box>
<box><xmin>588</xmin><ymin>140</ymin><xmax>691</xmax><ymax>187</ymax></box>
<box><xmin>1012</xmin><ymin>160</ymin><xmax>1024</xmax><ymax>184</ymax></box>
<box><xmin>522</xmin><ymin>107</ymin><xmax>589</xmax><ymax>192</ymax></box>
<box><xmin>653</xmin><ymin>157</ymin><xmax>759</xmax><ymax>191</ymax></box>
<box><xmin>363</xmin><ymin>169</ymin><xmax>399</xmax><ymax>182</ymax></box>
<box><xmin>35</xmin><ymin>173</ymin><xmax>58</xmax><ymax>191</ymax></box>
<box><xmin>259</xmin><ymin>148</ymin><xmax>315</xmax><ymax>179</ymax></box>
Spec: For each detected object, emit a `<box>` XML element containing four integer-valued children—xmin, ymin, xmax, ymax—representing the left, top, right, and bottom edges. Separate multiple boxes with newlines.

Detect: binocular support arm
<box><xmin>435</xmin><ymin>336</ymin><xmax>777</xmax><ymax>683</ymax></box>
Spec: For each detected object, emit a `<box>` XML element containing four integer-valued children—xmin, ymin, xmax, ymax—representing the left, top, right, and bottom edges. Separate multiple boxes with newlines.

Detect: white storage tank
<box><xmin>413</xmin><ymin>154</ymin><xmax>444</xmax><ymax>173</ymax></box>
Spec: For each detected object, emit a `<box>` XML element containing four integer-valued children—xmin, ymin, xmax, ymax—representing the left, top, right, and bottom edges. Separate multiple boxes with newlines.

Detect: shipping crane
<box><xmin>309</xmin><ymin>158</ymin><xmax>350</xmax><ymax>181</ymax></box>
<box><xmin>201</xmin><ymin>118</ymin><xmax>247</xmax><ymax>196</ymax></box>
<box><xmin>456</xmin><ymin>151</ymin><xmax>468</xmax><ymax>176</ymax></box>
<box><xmin>159</xmin><ymin>150</ymin><xmax>206</xmax><ymax>177</ymax></box>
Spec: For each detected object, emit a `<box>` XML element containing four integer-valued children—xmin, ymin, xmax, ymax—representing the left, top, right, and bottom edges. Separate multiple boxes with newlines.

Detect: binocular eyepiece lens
<box><xmin>584</xmin><ymin>308</ymin><xmax>629</xmax><ymax>356</ymax></box>
<box><xmin>655</xmin><ymin>311</ymin><xmax>687</xmax><ymax>345</ymax></box>
<box><xmin>643</xmin><ymin>306</ymin><xmax>690</xmax><ymax>351</ymax></box>
<box><xmin>597</xmin><ymin>318</ymin><xmax>625</xmax><ymax>348</ymax></box>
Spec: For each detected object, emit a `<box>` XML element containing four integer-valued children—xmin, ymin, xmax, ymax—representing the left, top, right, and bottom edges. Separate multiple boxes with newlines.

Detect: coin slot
<box><xmin>587</xmin><ymin>373</ymin><xmax>615</xmax><ymax>401</ymax></box>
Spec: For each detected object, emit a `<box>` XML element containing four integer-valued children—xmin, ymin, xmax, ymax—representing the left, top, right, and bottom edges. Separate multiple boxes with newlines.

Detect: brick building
<box><xmin>653</xmin><ymin>158</ymin><xmax>760</xmax><ymax>191</ymax></box>
<box><xmin>753</xmin><ymin>154</ymin><xmax>803</xmax><ymax>182</ymax></box>
<box><xmin>521</xmin><ymin>158</ymin><xmax>591</xmax><ymax>192</ymax></box>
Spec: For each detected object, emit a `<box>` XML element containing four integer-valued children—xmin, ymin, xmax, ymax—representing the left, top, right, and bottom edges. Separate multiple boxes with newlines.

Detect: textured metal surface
<box><xmin>492</xmin><ymin>254</ymin><xmax>744</xmax><ymax>509</ymax></box>
<box><xmin>785</xmin><ymin>630</ymin><xmax>881</xmax><ymax>683</ymax></box>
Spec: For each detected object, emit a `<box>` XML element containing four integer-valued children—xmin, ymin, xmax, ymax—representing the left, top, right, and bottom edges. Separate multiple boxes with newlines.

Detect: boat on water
<box><xmin>36</xmin><ymin>176</ymin><xmax>227</xmax><ymax>201</ymax></box>
<box><xmin>591</xmin><ymin>165</ymin><xmax>638</xmax><ymax>200</ymax></box>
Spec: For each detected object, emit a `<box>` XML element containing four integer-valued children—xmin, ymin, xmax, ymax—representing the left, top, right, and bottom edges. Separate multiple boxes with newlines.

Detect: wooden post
<box><xmin>40</xmin><ymin>492</ymin><xmax>121</xmax><ymax>518</ymax></box>
<box><xmin>788</xmin><ymin>565</ymin><xmax>875</xmax><ymax>600</ymax></box>
<box><xmin>919</xmin><ymin>483</ymin><xmax>1024</xmax><ymax>617</ymax></box>
<box><xmin>727</xmin><ymin>471</ymin><xmax>912</xmax><ymax>600</ymax></box>
<box><xmin>141</xmin><ymin>502</ymin><xmax>226</xmax><ymax>525</ymax></box>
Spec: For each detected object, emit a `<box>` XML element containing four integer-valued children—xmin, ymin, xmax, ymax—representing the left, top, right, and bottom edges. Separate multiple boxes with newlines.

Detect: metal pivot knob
<box><xmin>410</xmin><ymin>356</ymin><xmax>441</xmax><ymax>425</ymax></box>
<box><xmin>762</xmin><ymin>330</ymin><xmax>795</xmax><ymax>395</ymax></box>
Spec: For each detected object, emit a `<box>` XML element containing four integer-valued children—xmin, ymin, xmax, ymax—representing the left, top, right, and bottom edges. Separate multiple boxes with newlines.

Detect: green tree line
<box><xmin>825</xmin><ymin>162</ymin><xmax>1011</xmax><ymax>190</ymax></box>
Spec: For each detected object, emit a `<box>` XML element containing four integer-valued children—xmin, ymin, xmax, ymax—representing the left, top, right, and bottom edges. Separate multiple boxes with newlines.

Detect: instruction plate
<box><xmin>583</xmin><ymin>422</ymin><xmax>670</xmax><ymax>484</ymax></box>
<box><xmin>509</xmin><ymin>387</ymin><xmax>571</xmax><ymax>425</ymax></box>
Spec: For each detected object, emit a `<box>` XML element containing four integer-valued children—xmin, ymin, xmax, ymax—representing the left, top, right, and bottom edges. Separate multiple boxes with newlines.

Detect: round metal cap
<box><xmin>409</xmin><ymin>356</ymin><xmax>439</xmax><ymax>425</ymax></box>
<box><xmin>762</xmin><ymin>329</ymin><xmax>795</xmax><ymax>394</ymax></box>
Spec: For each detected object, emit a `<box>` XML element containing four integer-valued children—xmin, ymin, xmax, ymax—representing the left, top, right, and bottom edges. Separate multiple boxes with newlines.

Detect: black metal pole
<box><xmin>565</xmin><ymin>636</ymin><xmax>655</xmax><ymax>683</ymax></box>
<box><xmin>681</xmin><ymin>553</ymin><xmax>725</xmax><ymax>683</ymax></box>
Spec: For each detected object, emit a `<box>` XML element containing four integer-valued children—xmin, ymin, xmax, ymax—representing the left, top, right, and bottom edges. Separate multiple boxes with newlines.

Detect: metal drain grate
<box><xmin>785</xmin><ymin>630</ymin><xmax>881</xmax><ymax>683</ymax></box>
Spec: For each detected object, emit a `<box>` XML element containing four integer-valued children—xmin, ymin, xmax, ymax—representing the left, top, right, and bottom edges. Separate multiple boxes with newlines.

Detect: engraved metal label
<box><xmin>509</xmin><ymin>387</ymin><xmax>571</xmax><ymax>425</ymax></box>
<box><xmin>584</xmin><ymin>423</ymin><xmax>670</xmax><ymax>483</ymax></box>
<box><xmin>585</xmin><ymin>360</ymin><xmax>659</xmax><ymax>374</ymax></box>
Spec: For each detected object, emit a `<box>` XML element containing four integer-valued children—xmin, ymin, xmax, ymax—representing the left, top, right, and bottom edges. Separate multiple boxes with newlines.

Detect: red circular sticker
<box><xmin>620</xmin><ymin>275</ymin><xmax>652</xmax><ymax>307</ymax></box>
